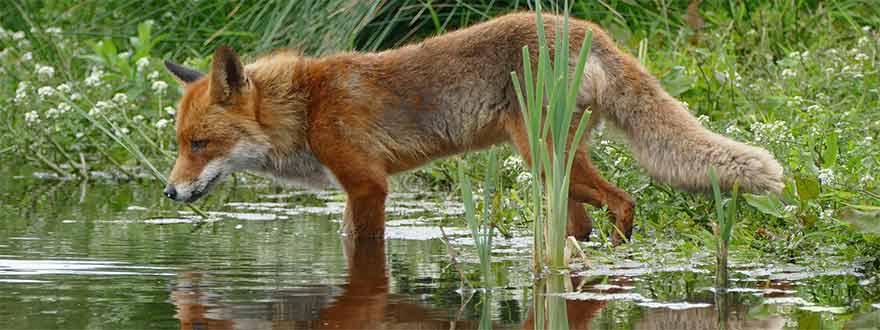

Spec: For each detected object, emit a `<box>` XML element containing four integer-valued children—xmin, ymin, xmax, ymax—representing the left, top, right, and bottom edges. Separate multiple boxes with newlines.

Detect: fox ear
<box><xmin>164</xmin><ymin>60</ymin><xmax>203</xmax><ymax>84</ymax></box>
<box><xmin>210</xmin><ymin>45</ymin><xmax>246</xmax><ymax>103</ymax></box>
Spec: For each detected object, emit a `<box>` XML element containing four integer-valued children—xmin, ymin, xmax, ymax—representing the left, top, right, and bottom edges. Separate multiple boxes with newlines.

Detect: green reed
<box><xmin>709</xmin><ymin>167</ymin><xmax>739</xmax><ymax>291</ymax></box>
<box><xmin>510</xmin><ymin>1</ymin><xmax>593</xmax><ymax>271</ymax></box>
<box><xmin>457</xmin><ymin>149</ymin><xmax>499</xmax><ymax>285</ymax></box>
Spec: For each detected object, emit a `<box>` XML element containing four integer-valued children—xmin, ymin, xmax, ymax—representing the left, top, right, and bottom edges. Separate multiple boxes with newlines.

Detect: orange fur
<box><xmin>163</xmin><ymin>12</ymin><xmax>782</xmax><ymax>242</ymax></box>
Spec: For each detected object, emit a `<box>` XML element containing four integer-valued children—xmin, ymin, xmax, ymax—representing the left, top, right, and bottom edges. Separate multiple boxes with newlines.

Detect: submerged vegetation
<box><xmin>1</xmin><ymin>0</ymin><xmax>880</xmax><ymax>327</ymax></box>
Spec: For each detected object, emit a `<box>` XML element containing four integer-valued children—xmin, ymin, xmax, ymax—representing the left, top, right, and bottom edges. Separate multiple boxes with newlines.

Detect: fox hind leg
<box><xmin>505</xmin><ymin>116</ymin><xmax>594</xmax><ymax>241</ymax></box>
<box><xmin>568</xmin><ymin>149</ymin><xmax>635</xmax><ymax>245</ymax></box>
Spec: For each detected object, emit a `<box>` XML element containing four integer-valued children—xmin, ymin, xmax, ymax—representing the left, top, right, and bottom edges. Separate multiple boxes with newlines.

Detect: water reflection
<box><xmin>170</xmin><ymin>238</ymin><xmax>482</xmax><ymax>329</ymax></box>
<box><xmin>169</xmin><ymin>240</ymin><xmax>791</xmax><ymax>330</ymax></box>
<box><xmin>1</xmin><ymin>177</ymin><xmax>877</xmax><ymax>329</ymax></box>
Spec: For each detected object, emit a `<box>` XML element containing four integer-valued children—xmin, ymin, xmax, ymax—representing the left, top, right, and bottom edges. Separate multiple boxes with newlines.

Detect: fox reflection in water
<box><xmin>170</xmin><ymin>238</ymin><xmax>784</xmax><ymax>330</ymax></box>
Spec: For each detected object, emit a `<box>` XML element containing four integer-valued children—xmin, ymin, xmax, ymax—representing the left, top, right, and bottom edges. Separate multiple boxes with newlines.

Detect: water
<box><xmin>1</xmin><ymin>174</ymin><xmax>878</xmax><ymax>329</ymax></box>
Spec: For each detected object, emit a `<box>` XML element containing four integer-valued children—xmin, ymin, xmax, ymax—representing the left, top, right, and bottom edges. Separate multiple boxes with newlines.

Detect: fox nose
<box><xmin>163</xmin><ymin>185</ymin><xmax>178</xmax><ymax>200</ymax></box>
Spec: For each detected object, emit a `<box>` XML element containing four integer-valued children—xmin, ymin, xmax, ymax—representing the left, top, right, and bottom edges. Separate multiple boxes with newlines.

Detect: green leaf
<box><xmin>743</xmin><ymin>193</ymin><xmax>785</xmax><ymax>218</ymax></box>
<box><xmin>795</xmin><ymin>174</ymin><xmax>820</xmax><ymax>201</ymax></box>
<box><xmin>822</xmin><ymin>132</ymin><xmax>838</xmax><ymax>168</ymax></box>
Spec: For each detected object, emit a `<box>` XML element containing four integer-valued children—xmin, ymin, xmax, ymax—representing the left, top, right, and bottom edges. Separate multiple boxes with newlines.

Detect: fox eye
<box><xmin>190</xmin><ymin>140</ymin><xmax>208</xmax><ymax>152</ymax></box>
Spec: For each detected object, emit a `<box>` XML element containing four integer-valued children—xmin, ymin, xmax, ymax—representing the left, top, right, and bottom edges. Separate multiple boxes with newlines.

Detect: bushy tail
<box><xmin>589</xmin><ymin>55</ymin><xmax>784</xmax><ymax>194</ymax></box>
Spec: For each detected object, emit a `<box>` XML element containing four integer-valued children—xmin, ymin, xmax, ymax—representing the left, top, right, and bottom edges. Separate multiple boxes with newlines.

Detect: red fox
<box><xmin>162</xmin><ymin>12</ymin><xmax>783</xmax><ymax>243</ymax></box>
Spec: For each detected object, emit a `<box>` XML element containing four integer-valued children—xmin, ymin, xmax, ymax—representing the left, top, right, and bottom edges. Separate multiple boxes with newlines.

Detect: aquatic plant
<box><xmin>510</xmin><ymin>1</ymin><xmax>593</xmax><ymax>271</ymax></box>
<box><xmin>457</xmin><ymin>149</ymin><xmax>499</xmax><ymax>286</ymax></box>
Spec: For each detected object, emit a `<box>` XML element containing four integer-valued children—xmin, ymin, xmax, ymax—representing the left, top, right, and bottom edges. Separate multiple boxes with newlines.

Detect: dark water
<box><xmin>0</xmin><ymin>174</ymin><xmax>878</xmax><ymax>330</ymax></box>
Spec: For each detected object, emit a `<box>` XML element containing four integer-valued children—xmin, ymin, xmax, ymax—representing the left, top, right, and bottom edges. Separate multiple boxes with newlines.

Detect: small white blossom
<box><xmin>56</xmin><ymin>83</ymin><xmax>71</xmax><ymax>94</ymax></box>
<box><xmin>147</xmin><ymin>71</ymin><xmax>160</xmax><ymax>80</ymax></box>
<box><xmin>35</xmin><ymin>64</ymin><xmax>55</xmax><ymax>80</ymax></box>
<box><xmin>818</xmin><ymin>168</ymin><xmax>836</xmax><ymax>185</ymax></box>
<box><xmin>152</xmin><ymin>80</ymin><xmax>168</xmax><ymax>94</ymax></box>
<box><xmin>861</xmin><ymin>174</ymin><xmax>874</xmax><ymax>186</ymax></box>
<box><xmin>781</xmin><ymin>68</ymin><xmax>797</xmax><ymax>79</ymax></box>
<box><xmin>864</xmin><ymin>26</ymin><xmax>872</xmax><ymax>33</ymax></box>
<box><xmin>136</xmin><ymin>57</ymin><xmax>150</xmax><ymax>71</ymax></box>
<box><xmin>112</xmin><ymin>93</ymin><xmax>128</xmax><ymax>105</ymax></box>
<box><xmin>11</xmin><ymin>31</ymin><xmax>24</xmax><ymax>40</ymax></box>
<box><xmin>45</xmin><ymin>27</ymin><xmax>62</xmax><ymax>34</ymax></box>
<box><xmin>155</xmin><ymin>118</ymin><xmax>171</xmax><ymax>129</ymax></box>
<box><xmin>132</xmin><ymin>115</ymin><xmax>144</xmax><ymax>122</ymax></box>
<box><xmin>84</xmin><ymin>68</ymin><xmax>105</xmax><ymax>87</ymax></box>
<box><xmin>784</xmin><ymin>205</ymin><xmax>798</xmax><ymax>214</ymax></box>
<box><xmin>855</xmin><ymin>53</ymin><xmax>870</xmax><ymax>61</ymax></box>
<box><xmin>804</xmin><ymin>104</ymin><xmax>821</xmax><ymax>112</ymax></box>
<box><xmin>857</xmin><ymin>37</ymin><xmax>870</xmax><ymax>47</ymax></box>
<box><xmin>14</xmin><ymin>81</ymin><xmax>30</xmax><ymax>104</ymax></box>
<box><xmin>24</xmin><ymin>111</ymin><xmax>40</xmax><ymax>125</ymax></box>
<box><xmin>70</xmin><ymin>93</ymin><xmax>82</xmax><ymax>101</ymax></box>
<box><xmin>819</xmin><ymin>209</ymin><xmax>834</xmax><ymax>221</ymax></box>
<box><xmin>164</xmin><ymin>106</ymin><xmax>176</xmax><ymax>116</ymax></box>
<box><xmin>114</xmin><ymin>127</ymin><xmax>130</xmax><ymax>136</ymax></box>
<box><xmin>503</xmin><ymin>155</ymin><xmax>524</xmax><ymax>171</ymax></box>
<box><xmin>37</xmin><ymin>86</ymin><xmax>55</xmax><ymax>99</ymax></box>
<box><xmin>89</xmin><ymin>100</ymin><xmax>114</xmax><ymax>116</ymax></box>
<box><xmin>46</xmin><ymin>107</ymin><xmax>61</xmax><ymax>119</ymax></box>
<box><xmin>21</xmin><ymin>52</ymin><xmax>32</xmax><ymax>62</ymax></box>
<box><xmin>57</xmin><ymin>103</ymin><xmax>71</xmax><ymax>114</ymax></box>
<box><xmin>697</xmin><ymin>114</ymin><xmax>710</xmax><ymax>125</ymax></box>
<box><xmin>516</xmin><ymin>172</ymin><xmax>533</xmax><ymax>184</ymax></box>
<box><xmin>725</xmin><ymin>125</ymin><xmax>742</xmax><ymax>135</ymax></box>
<box><xmin>117</xmin><ymin>51</ymin><xmax>131</xmax><ymax>60</ymax></box>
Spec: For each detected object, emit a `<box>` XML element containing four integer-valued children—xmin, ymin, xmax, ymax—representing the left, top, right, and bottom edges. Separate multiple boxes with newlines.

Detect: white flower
<box><xmin>112</xmin><ymin>93</ymin><xmax>128</xmax><ymax>105</ymax></box>
<box><xmin>697</xmin><ymin>114</ymin><xmax>710</xmax><ymax>125</ymax></box>
<box><xmin>57</xmin><ymin>103</ymin><xmax>71</xmax><ymax>114</ymax></box>
<box><xmin>35</xmin><ymin>64</ymin><xmax>55</xmax><ymax>80</ymax></box>
<box><xmin>503</xmin><ymin>155</ymin><xmax>525</xmax><ymax>170</ymax></box>
<box><xmin>804</xmin><ymin>105</ymin><xmax>821</xmax><ymax>112</ymax></box>
<box><xmin>818</xmin><ymin>168</ymin><xmax>836</xmax><ymax>186</ymax></box>
<box><xmin>781</xmin><ymin>68</ymin><xmax>796</xmax><ymax>79</ymax></box>
<box><xmin>861</xmin><ymin>174</ymin><xmax>874</xmax><ymax>186</ymax></box>
<box><xmin>152</xmin><ymin>80</ymin><xmax>168</xmax><ymax>94</ymax></box>
<box><xmin>136</xmin><ymin>57</ymin><xmax>150</xmax><ymax>71</ymax></box>
<box><xmin>89</xmin><ymin>100</ymin><xmax>114</xmax><ymax>116</ymax></box>
<box><xmin>786</xmin><ymin>96</ymin><xmax>804</xmax><ymax>107</ymax></box>
<box><xmin>858</xmin><ymin>37</ymin><xmax>870</xmax><ymax>47</ymax></box>
<box><xmin>147</xmin><ymin>71</ymin><xmax>160</xmax><ymax>80</ymax></box>
<box><xmin>11</xmin><ymin>31</ymin><xmax>24</xmax><ymax>40</ymax></box>
<box><xmin>784</xmin><ymin>205</ymin><xmax>798</xmax><ymax>214</ymax></box>
<box><xmin>14</xmin><ymin>81</ymin><xmax>30</xmax><ymax>104</ymax></box>
<box><xmin>855</xmin><ymin>53</ymin><xmax>870</xmax><ymax>61</ymax></box>
<box><xmin>819</xmin><ymin>209</ymin><xmax>834</xmax><ymax>221</ymax></box>
<box><xmin>45</xmin><ymin>27</ymin><xmax>62</xmax><ymax>34</ymax></box>
<box><xmin>516</xmin><ymin>172</ymin><xmax>533</xmax><ymax>184</ymax></box>
<box><xmin>132</xmin><ymin>115</ymin><xmax>144</xmax><ymax>122</ymax></box>
<box><xmin>84</xmin><ymin>68</ymin><xmax>105</xmax><ymax>87</ymax></box>
<box><xmin>56</xmin><ymin>83</ymin><xmax>71</xmax><ymax>94</ymax></box>
<box><xmin>46</xmin><ymin>107</ymin><xmax>61</xmax><ymax>119</ymax></box>
<box><xmin>24</xmin><ymin>111</ymin><xmax>39</xmax><ymax>125</ymax></box>
<box><xmin>117</xmin><ymin>51</ymin><xmax>131</xmax><ymax>60</ymax></box>
<box><xmin>155</xmin><ymin>119</ymin><xmax>171</xmax><ymax>129</ymax></box>
<box><xmin>70</xmin><ymin>93</ymin><xmax>82</xmax><ymax>101</ymax></box>
<box><xmin>725</xmin><ymin>125</ymin><xmax>742</xmax><ymax>135</ymax></box>
<box><xmin>114</xmin><ymin>127</ymin><xmax>130</xmax><ymax>136</ymax></box>
<box><xmin>21</xmin><ymin>52</ymin><xmax>32</xmax><ymax>62</ymax></box>
<box><xmin>864</xmin><ymin>26</ymin><xmax>872</xmax><ymax>33</ymax></box>
<box><xmin>164</xmin><ymin>106</ymin><xmax>176</xmax><ymax>116</ymax></box>
<box><xmin>37</xmin><ymin>86</ymin><xmax>55</xmax><ymax>99</ymax></box>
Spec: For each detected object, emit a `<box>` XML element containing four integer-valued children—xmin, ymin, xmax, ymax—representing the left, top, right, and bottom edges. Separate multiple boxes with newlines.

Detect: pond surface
<box><xmin>0</xmin><ymin>174</ymin><xmax>878</xmax><ymax>329</ymax></box>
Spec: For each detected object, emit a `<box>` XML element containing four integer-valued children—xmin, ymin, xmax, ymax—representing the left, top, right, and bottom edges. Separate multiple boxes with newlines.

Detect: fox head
<box><xmin>162</xmin><ymin>46</ymin><xmax>271</xmax><ymax>203</ymax></box>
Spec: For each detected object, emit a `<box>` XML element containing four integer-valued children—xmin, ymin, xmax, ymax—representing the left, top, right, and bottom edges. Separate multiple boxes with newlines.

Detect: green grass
<box><xmin>1</xmin><ymin>0</ymin><xmax>878</xmax><ymax>275</ymax></box>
